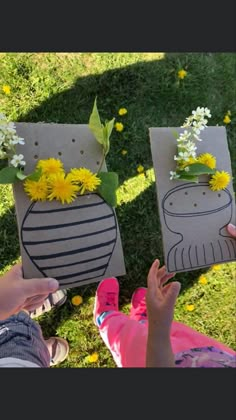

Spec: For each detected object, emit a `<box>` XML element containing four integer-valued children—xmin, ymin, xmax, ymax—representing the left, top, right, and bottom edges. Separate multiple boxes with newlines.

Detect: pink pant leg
<box><xmin>171</xmin><ymin>321</ymin><xmax>235</xmax><ymax>355</ymax></box>
<box><xmin>99</xmin><ymin>313</ymin><xmax>235</xmax><ymax>367</ymax></box>
<box><xmin>99</xmin><ymin>312</ymin><xmax>147</xmax><ymax>367</ymax></box>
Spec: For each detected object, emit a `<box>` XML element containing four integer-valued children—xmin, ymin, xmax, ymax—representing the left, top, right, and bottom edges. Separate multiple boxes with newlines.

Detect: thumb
<box><xmin>165</xmin><ymin>281</ymin><xmax>181</xmax><ymax>308</ymax></box>
<box><xmin>21</xmin><ymin>277</ymin><xmax>59</xmax><ymax>298</ymax></box>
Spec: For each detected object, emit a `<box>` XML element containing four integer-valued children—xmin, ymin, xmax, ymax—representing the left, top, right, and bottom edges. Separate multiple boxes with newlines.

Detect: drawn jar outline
<box><xmin>21</xmin><ymin>193</ymin><xmax>117</xmax><ymax>287</ymax></box>
<box><xmin>161</xmin><ymin>182</ymin><xmax>236</xmax><ymax>272</ymax></box>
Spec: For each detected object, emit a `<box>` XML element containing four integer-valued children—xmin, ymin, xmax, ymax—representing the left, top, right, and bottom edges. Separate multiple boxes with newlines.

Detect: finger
<box><xmin>21</xmin><ymin>277</ymin><xmax>59</xmax><ymax>299</ymax></box>
<box><xmin>24</xmin><ymin>294</ymin><xmax>49</xmax><ymax>307</ymax></box>
<box><xmin>147</xmin><ymin>259</ymin><xmax>160</xmax><ymax>290</ymax></box>
<box><xmin>227</xmin><ymin>223</ymin><xmax>236</xmax><ymax>238</ymax></box>
<box><xmin>23</xmin><ymin>300</ymin><xmax>47</xmax><ymax>312</ymax></box>
<box><xmin>156</xmin><ymin>265</ymin><xmax>167</xmax><ymax>286</ymax></box>
<box><xmin>160</xmin><ymin>272</ymin><xmax>176</xmax><ymax>287</ymax></box>
<box><xmin>165</xmin><ymin>282</ymin><xmax>181</xmax><ymax>308</ymax></box>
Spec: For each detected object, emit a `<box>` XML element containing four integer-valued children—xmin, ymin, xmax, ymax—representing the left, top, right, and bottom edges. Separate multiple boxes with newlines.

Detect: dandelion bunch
<box><xmin>170</xmin><ymin>107</ymin><xmax>231</xmax><ymax>191</ymax></box>
<box><xmin>24</xmin><ymin>158</ymin><xmax>101</xmax><ymax>204</ymax></box>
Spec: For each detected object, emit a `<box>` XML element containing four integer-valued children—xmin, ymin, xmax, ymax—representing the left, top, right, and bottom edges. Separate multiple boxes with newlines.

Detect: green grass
<box><xmin>0</xmin><ymin>53</ymin><xmax>235</xmax><ymax>367</ymax></box>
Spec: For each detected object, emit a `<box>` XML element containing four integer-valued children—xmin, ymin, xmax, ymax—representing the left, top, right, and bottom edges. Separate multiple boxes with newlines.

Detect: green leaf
<box><xmin>0</xmin><ymin>166</ymin><xmax>18</xmax><ymax>184</ymax></box>
<box><xmin>26</xmin><ymin>168</ymin><xmax>42</xmax><ymax>181</ymax></box>
<box><xmin>106</xmin><ymin>118</ymin><xmax>115</xmax><ymax>141</ymax></box>
<box><xmin>88</xmin><ymin>97</ymin><xmax>104</xmax><ymax>146</ymax></box>
<box><xmin>186</xmin><ymin>163</ymin><xmax>215</xmax><ymax>175</ymax></box>
<box><xmin>0</xmin><ymin>159</ymin><xmax>8</xmax><ymax>170</ymax></box>
<box><xmin>97</xmin><ymin>172</ymin><xmax>119</xmax><ymax>207</ymax></box>
<box><xmin>16</xmin><ymin>170</ymin><xmax>27</xmax><ymax>180</ymax></box>
<box><xmin>177</xmin><ymin>172</ymin><xmax>199</xmax><ymax>183</ymax></box>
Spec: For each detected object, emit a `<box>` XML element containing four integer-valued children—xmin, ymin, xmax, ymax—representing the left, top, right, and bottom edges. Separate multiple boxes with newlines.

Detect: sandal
<box><xmin>30</xmin><ymin>289</ymin><xmax>67</xmax><ymax>319</ymax></box>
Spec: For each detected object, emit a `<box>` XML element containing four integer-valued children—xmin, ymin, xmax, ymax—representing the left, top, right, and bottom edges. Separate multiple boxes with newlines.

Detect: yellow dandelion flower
<box><xmin>67</xmin><ymin>168</ymin><xmax>101</xmax><ymax>194</ymax></box>
<box><xmin>211</xmin><ymin>264</ymin><xmax>221</xmax><ymax>271</ymax></box>
<box><xmin>185</xmin><ymin>304</ymin><xmax>195</xmax><ymax>312</ymax></box>
<box><xmin>199</xmin><ymin>275</ymin><xmax>208</xmax><ymax>285</ymax></box>
<box><xmin>115</xmin><ymin>122</ymin><xmax>124</xmax><ymax>132</ymax></box>
<box><xmin>181</xmin><ymin>157</ymin><xmax>198</xmax><ymax>168</ymax></box>
<box><xmin>2</xmin><ymin>85</ymin><xmax>11</xmax><ymax>95</ymax></box>
<box><xmin>118</xmin><ymin>108</ymin><xmax>128</xmax><ymax>116</ymax></box>
<box><xmin>87</xmin><ymin>352</ymin><xmax>99</xmax><ymax>363</ymax></box>
<box><xmin>177</xmin><ymin>69</ymin><xmax>187</xmax><ymax>79</ymax></box>
<box><xmin>137</xmin><ymin>165</ymin><xmax>144</xmax><ymax>174</ymax></box>
<box><xmin>223</xmin><ymin>115</ymin><xmax>231</xmax><ymax>124</ymax></box>
<box><xmin>121</xmin><ymin>149</ymin><xmax>128</xmax><ymax>155</ymax></box>
<box><xmin>48</xmin><ymin>173</ymin><xmax>79</xmax><ymax>204</ymax></box>
<box><xmin>24</xmin><ymin>176</ymin><xmax>49</xmax><ymax>201</ymax></box>
<box><xmin>197</xmin><ymin>153</ymin><xmax>216</xmax><ymax>169</ymax></box>
<box><xmin>71</xmin><ymin>295</ymin><xmax>83</xmax><ymax>306</ymax></box>
<box><xmin>37</xmin><ymin>158</ymin><xmax>64</xmax><ymax>177</ymax></box>
<box><xmin>209</xmin><ymin>171</ymin><xmax>231</xmax><ymax>191</ymax></box>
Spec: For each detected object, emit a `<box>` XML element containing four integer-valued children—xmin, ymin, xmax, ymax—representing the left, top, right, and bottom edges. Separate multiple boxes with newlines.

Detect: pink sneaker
<box><xmin>130</xmin><ymin>287</ymin><xmax>147</xmax><ymax>321</ymax></box>
<box><xmin>93</xmin><ymin>277</ymin><xmax>119</xmax><ymax>325</ymax></box>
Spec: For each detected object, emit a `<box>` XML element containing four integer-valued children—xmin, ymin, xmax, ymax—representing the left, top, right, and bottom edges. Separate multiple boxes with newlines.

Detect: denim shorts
<box><xmin>0</xmin><ymin>311</ymin><xmax>50</xmax><ymax>367</ymax></box>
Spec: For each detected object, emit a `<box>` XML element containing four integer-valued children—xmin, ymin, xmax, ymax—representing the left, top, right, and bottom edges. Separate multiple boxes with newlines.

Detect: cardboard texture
<box><xmin>13</xmin><ymin>123</ymin><xmax>126</xmax><ymax>289</ymax></box>
<box><xmin>149</xmin><ymin>126</ymin><xmax>236</xmax><ymax>273</ymax></box>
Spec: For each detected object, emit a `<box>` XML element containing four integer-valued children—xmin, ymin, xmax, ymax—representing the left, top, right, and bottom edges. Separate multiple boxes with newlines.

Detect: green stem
<box><xmin>97</xmin><ymin>150</ymin><xmax>106</xmax><ymax>173</ymax></box>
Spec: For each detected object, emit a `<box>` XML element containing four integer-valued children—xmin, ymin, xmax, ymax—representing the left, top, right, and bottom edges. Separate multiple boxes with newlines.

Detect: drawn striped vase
<box><xmin>162</xmin><ymin>183</ymin><xmax>236</xmax><ymax>272</ymax></box>
<box><xmin>21</xmin><ymin>194</ymin><xmax>117</xmax><ymax>288</ymax></box>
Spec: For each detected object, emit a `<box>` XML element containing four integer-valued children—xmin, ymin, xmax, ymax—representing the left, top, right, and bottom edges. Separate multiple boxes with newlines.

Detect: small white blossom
<box><xmin>10</xmin><ymin>154</ymin><xmax>26</xmax><ymax>168</ymax></box>
<box><xmin>9</xmin><ymin>136</ymin><xmax>25</xmax><ymax>145</ymax></box>
<box><xmin>185</xmin><ymin>166</ymin><xmax>190</xmax><ymax>172</ymax></box>
<box><xmin>170</xmin><ymin>171</ymin><xmax>180</xmax><ymax>180</ymax></box>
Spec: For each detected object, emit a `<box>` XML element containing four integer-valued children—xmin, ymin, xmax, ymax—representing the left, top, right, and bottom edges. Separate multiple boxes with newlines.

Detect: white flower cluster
<box><xmin>0</xmin><ymin>113</ymin><xmax>25</xmax><ymax>168</ymax></box>
<box><xmin>170</xmin><ymin>107</ymin><xmax>211</xmax><ymax>180</ymax></box>
<box><xmin>182</xmin><ymin>106</ymin><xmax>211</xmax><ymax>139</ymax></box>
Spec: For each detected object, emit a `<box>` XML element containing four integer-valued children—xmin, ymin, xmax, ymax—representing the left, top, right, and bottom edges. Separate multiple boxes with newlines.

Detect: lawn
<box><xmin>0</xmin><ymin>52</ymin><xmax>235</xmax><ymax>367</ymax></box>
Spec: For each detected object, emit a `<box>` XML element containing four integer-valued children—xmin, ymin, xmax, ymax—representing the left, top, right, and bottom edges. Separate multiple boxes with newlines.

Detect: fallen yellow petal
<box><xmin>199</xmin><ymin>275</ymin><xmax>208</xmax><ymax>285</ymax></box>
<box><xmin>87</xmin><ymin>352</ymin><xmax>99</xmax><ymax>363</ymax></box>
<box><xmin>185</xmin><ymin>304</ymin><xmax>195</xmax><ymax>312</ymax></box>
<box><xmin>71</xmin><ymin>295</ymin><xmax>83</xmax><ymax>306</ymax></box>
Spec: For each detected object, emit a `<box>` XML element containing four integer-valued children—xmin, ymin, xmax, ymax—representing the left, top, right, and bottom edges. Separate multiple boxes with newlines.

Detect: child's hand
<box><xmin>227</xmin><ymin>223</ymin><xmax>236</xmax><ymax>238</ymax></box>
<box><xmin>146</xmin><ymin>259</ymin><xmax>181</xmax><ymax>336</ymax></box>
<box><xmin>0</xmin><ymin>263</ymin><xmax>59</xmax><ymax>320</ymax></box>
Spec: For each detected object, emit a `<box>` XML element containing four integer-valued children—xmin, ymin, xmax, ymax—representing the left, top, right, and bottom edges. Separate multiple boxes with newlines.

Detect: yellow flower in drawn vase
<box><xmin>197</xmin><ymin>153</ymin><xmax>216</xmax><ymax>170</ymax></box>
<box><xmin>177</xmin><ymin>69</ymin><xmax>187</xmax><ymax>79</ymax></box>
<box><xmin>209</xmin><ymin>171</ymin><xmax>231</xmax><ymax>191</ymax></box>
<box><xmin>115</xmin><ymin>122</ymin><xmax>124</xmax><ymax>132</ymax></box>
<box><xmin>24</xmin><ymin>176</ymin><xmax>49</xmax><ymax>201</ymax></box>
<box><xmin>48</xmin><ymin>173</ymin><xmax>80</xmax><ymax>204</ymax></box>
<box><xmin>37</xmin><ymin>158</ymin><xmax>65</xmax><ymax>177</ymax></box>
<box><xmin>68</xmin><ymin>167</ymin><xmax>101</xmax><ymax>194</ymax></box>
<box><xmin>2</xmin><ymin>85</ymin><xmax>11</xmax><ymax>95</ymax></box>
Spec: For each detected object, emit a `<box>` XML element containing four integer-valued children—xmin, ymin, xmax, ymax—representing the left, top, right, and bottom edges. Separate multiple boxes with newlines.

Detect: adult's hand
<box><xmin>0</xmin><ymin>263</ymin><xmax>58</xmax><ymax>320</ymax></box>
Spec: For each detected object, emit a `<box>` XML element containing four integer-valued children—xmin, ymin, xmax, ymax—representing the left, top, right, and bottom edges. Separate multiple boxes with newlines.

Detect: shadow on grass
<box><xmin>0</xmin><ymin>206</ymin><xmax>20</xmax><ymax>270</ymax></box>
